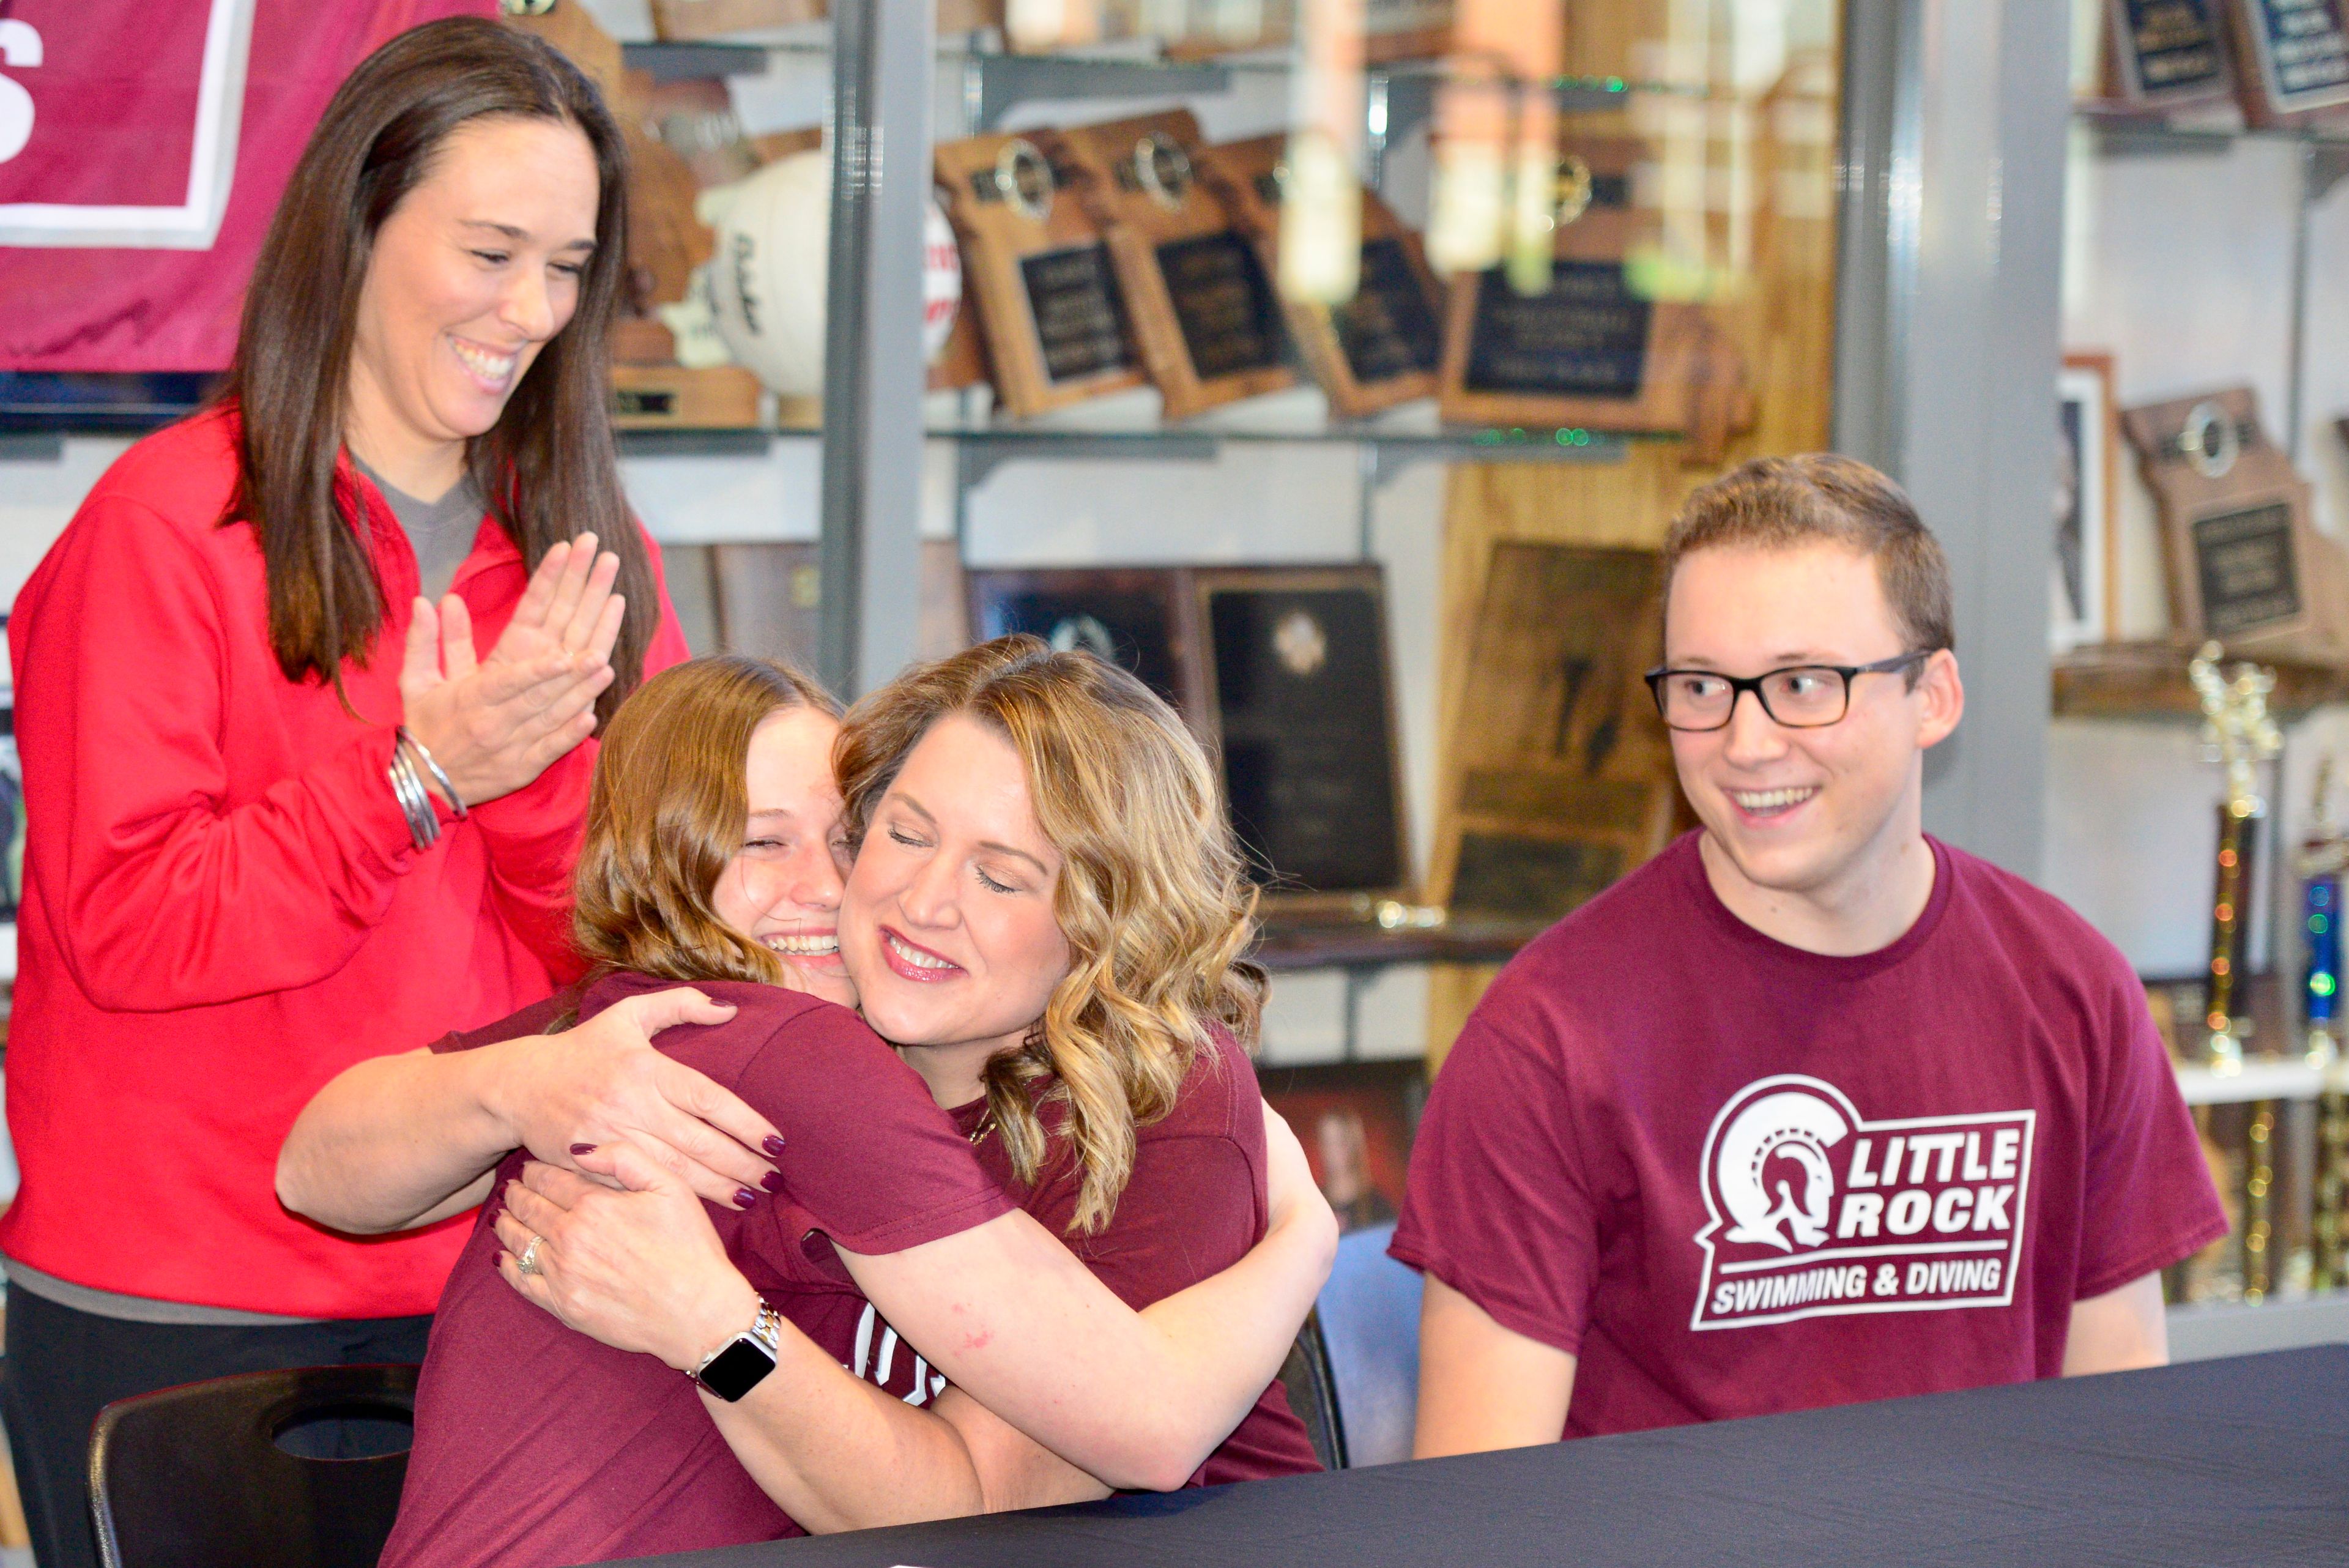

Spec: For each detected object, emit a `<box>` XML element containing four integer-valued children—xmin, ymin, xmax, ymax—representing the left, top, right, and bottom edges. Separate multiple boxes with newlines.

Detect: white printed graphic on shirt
<box><xmin>1690</xmin><ymin>1074</ymin><xmax>2034</xmax><ymax>1331</ymax></box>
<box><xmin>845</xmin><ymin>1301</ymin><xmax>950</xmax><ymax>1405</ymax></box>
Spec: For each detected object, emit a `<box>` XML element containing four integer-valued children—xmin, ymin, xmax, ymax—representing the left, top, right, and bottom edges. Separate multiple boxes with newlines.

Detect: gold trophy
<box><xmin>2189</xmin><ymin>641</ymin><xmax>2284</xmax><ymax>1075</ymax></box>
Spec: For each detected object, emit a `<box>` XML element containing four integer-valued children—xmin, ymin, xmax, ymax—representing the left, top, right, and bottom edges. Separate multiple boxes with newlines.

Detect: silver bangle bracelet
<box><xmin>397</xmin><ymin>727</ymin><xmax>467</xmax><ymax>820</ymax></box>
<box><xmin>386</xmin><ymin>743</ymin><xmax>439</xmax><ymax>852</ymax></box>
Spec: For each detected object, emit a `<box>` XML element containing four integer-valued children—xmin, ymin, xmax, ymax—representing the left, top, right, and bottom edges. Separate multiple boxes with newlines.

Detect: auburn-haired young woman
<box><xmin>340</xmin><ymin>651</ymin><xmax>1328</xmax><ymax>1566</ymax></box>
<box><xmin>0</xmin><ymin>21</ymin><xmax>690</xmax><ymax>1568</ymax></box>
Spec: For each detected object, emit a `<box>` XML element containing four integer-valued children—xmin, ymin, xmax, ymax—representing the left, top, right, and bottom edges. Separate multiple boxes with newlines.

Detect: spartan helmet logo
<box><xmin>1715</xmin><ymin>1087</ymin><xmax>1850</xmax><ymax>1253</ymax></box>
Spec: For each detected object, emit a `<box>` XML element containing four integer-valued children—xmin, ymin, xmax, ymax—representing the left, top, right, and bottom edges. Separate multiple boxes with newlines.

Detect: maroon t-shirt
<box><xmin>772</xmin><ymin>1027</ymin><xmax>1322</xmax><ymax>1488</ymax></box>
<box><xmin>379</xmin><ymin>973</ymin><xmax>1016</xmax><ymax>1568</ymax></box>
<box><xmin>1392</xmin><ymin>831</ymin><xmax>2227</xmax><ymax>1441</ymax></box>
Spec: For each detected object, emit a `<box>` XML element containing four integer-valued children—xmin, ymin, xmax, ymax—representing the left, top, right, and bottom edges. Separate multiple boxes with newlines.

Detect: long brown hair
<box><xmin>217</xmin><ymin>17</ymin><xmax>654</xmax><ymax>723</ymax></box>
<box><xmin>836</xmin><ymin>636</ymin><xmax>1267</xmax><ymax>1234</ymax></box>
<box><xmin>573</xmin><ymin>656</ymin><xmax>842</xmax><ymax>984</ymax></box>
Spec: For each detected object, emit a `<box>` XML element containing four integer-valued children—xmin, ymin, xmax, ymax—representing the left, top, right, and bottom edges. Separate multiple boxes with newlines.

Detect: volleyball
<box><xmin>705</xmin><ymin>149</ymin><xmax>963</xmax><ymax>398</ymax></box>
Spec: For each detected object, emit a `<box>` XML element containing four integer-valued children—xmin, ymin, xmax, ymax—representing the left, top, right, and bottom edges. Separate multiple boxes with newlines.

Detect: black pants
<box><xmin>0</xmin><ymin>1284</ymin><xmax>431</xmax><ymax>1568</ymax></box>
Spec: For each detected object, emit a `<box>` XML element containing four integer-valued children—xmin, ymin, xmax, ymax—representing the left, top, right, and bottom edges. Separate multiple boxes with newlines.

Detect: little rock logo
<box><xmin>1690</xmin><ymin>1075</ymin><xmax>2035</xmax><ymax>1331</ymax></box>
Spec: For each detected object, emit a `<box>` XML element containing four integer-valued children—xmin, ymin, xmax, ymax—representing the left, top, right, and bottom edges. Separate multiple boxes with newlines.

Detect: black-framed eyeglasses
<box><xmin>1642</xmin><ymin>652</ymin><xmax>1931</xmax><ymax>732</ymax></box>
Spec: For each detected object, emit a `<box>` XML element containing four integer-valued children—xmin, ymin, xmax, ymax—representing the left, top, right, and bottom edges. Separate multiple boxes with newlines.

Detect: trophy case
<box><xmin>2053</xmin><ymin>0</ymin><xmax>2349</xmax><ymax>1348</ymax></box>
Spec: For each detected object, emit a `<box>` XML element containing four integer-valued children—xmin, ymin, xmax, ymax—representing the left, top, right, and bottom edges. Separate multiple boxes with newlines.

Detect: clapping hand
<box><xmin>399</xmin><ymin>534</ymin><xmax>627</xmax><ymax>808</ymax></box>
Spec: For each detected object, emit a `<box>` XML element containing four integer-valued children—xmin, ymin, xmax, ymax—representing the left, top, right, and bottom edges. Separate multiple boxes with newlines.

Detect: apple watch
<box><xmin>689</xmin><ymin>1299</ymin><xmax>784</xmax><ymax>1402</ymax></box>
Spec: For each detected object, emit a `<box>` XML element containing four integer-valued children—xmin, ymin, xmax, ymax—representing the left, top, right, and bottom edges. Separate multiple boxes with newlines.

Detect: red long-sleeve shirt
<box><xmin>0</xmin><ymin>407</ymin><xmax>690</xmax><ymax>1318</ymax></box>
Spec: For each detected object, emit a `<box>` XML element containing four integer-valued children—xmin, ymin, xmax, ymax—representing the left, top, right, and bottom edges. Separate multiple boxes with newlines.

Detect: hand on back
<box><xmin>399</xmin><ymin>533</ymin><xmax>627</xmax><ymax>806</ymax></box>
<box><xmin>483</xmin><ymin>986</ymin><xmax>785</xmax><ymax>1210</ymax></box>
<box><xmin>495</xmin><ymin>1145</ymin><xmax>757</xmax><ymax>1375</ymax></box>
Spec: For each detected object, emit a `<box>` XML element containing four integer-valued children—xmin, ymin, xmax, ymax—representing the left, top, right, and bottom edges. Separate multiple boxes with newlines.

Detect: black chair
<box><xmin>1276</xmin><ymin>1309</ymin><xmax>1347</xmax><ymax>1471</ymax></box>
<box><xmin>88</xmin><ymin>1364</ymin><xmax>418</xmax><ymax>1568</ymax></box>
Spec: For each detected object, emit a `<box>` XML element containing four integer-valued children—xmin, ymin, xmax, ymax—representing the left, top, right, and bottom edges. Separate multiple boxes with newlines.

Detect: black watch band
<box><xmin>690</xmin><ymin>1300</ymin><xmax>783</xmax><ymax>1403</ymax></box>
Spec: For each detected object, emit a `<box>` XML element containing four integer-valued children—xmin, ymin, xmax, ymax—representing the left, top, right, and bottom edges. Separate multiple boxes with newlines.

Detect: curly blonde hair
<box><xmin>836</xmin><ymin>636</ymin><xmax>1266</xmax><ymax>1233</ymax></box>
<box><xmin>573</xmin><ymin>654</ymin><xmax>841</xmax><ymax>984</ymax></box>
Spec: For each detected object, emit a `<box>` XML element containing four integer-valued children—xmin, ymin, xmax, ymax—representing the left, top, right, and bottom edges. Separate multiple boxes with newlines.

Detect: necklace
<box><xmin>967</xmin><ymin>1108</ymin><xmax>996</xmax><ymax>1146</ymax></box>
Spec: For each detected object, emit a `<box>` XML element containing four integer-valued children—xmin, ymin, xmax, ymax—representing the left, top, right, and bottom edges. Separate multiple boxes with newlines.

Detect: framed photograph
<box><xmin>1258</xmin><ymin>1060</ymin><xmax>1426</xmax><ymax>1235</ymax></box>
<box><xmin>2055</xmin><ymin>353</ymin><xmax>2119</xmax><ymax>652</ymax></box>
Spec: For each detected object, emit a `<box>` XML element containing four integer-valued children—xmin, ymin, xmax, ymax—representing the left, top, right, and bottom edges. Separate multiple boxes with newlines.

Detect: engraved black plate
<box><xmin>1156</xmin><ymin>232</ymin><xmax>1286</xmax><ymax>381</ymax></box>
<box><xmin>1463</xmin><ymin>260</ymin><xmax>1650</xmax><ymax>399</ymax></box>
<box><xmin>2193</xmin><ymin>501</ymin><xmax>2302</xmax><ymax>634</ymax></box>
<box><xmin>2118</xmin><ymin>0</ymin><xmax>2231</xmax><ymax>96</ymax></box>
<box><xmin>2246</xmin><ymin>0</ymin><xmax>2349</xmax><ymax>106</ymax></box>
<box><xmin>1019</xmin><ymin>243</ymin><xmax>1135</xmax><ymax>384</ymax></box>
<box><xmin>1209</xmin><ymin>585</ymin><xmax>1401</xmax><ymax>894</ymax></box>
<box><xmin>1332</xmin><ymin>237</ymin><xmax>1442</xmax><ymax>385</ymax></box>
<box><xmin>1450</xmin><ymin>833</ymin><xmax>1626</xmax><ymax>922</ymax></box>
<box><xmin>975</xmin><ymin>585</ymin><xmax>1187</xmax><ymax>710</ymax></box>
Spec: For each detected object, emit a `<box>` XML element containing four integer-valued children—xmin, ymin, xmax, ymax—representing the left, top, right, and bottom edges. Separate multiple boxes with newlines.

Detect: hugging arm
<box><xmin>275</xmin><ymin>987</ymin><xmax>771</xmax><ymax>1233</ymax></box>
<box><xmin>497</xmin><ymin>1108</ymin><xmax>1338</xmax><ymax>1520</ymax></box>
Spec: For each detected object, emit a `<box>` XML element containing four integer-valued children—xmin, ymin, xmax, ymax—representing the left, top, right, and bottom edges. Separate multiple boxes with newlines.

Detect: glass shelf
<box><xmin>613</xmin><ymin>420</ymin><xmax>1658</xmax><ymax>464</ymax></box>
<box><xmin>620</xmin><ymin>35</ymin><xmax>1693</xmax><ymax>104</ymax></box>
<box><xmin>2071</xmin><ymin>102</ymin><xmax>2349</xmax><ymax>152</ymax></box>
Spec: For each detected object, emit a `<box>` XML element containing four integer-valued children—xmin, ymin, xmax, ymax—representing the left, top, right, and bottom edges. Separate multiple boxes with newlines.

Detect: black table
<box><xmin>623</xmin><ymin>1347</ymin><xmax>2349</xmax><ymax>1567</ymax></box>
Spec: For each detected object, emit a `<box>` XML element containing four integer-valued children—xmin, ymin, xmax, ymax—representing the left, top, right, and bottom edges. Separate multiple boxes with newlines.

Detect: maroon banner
<box><xmin>0</xmin><ymin>0</ymin><xmax>494</xmax><ymax>372</ymax></box>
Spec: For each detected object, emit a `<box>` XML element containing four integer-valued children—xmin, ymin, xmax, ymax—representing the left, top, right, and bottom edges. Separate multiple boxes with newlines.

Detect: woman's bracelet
<box><xmin>396</xmin><ymin>727</ymin><xmax>468</xmax><ymax>820</ymax></box>
<box><xmin>386</xmin><ymin>740</ymin><xmax>440</xmax><ymax>852</ymax></box>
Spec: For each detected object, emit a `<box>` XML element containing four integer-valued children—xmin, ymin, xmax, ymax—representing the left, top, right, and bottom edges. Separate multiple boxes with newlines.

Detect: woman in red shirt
<box><xmin>0</xmin><ymin>23</ymin><xmax>696</xmax><ymax>1568</ymax></box>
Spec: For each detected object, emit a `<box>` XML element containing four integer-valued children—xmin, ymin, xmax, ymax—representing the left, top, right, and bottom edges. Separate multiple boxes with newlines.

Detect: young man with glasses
<box><xmin>1393</xmin><ymin>454</ymin><xmax>2225</xmax><ymax>1452</ymax></box>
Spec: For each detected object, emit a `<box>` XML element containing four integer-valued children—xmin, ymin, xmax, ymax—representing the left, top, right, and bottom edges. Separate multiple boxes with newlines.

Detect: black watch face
<box><xmin>697</xmin><ymin>1337</ymin><xmax>776</xmax><ymax>1403</ymax></box>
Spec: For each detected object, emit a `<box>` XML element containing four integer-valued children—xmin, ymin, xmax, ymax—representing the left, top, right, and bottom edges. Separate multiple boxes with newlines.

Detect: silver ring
<box><xmin>516</xmin><ymin>1235</ymin><xmax>544</xmax><ymax>1277</ymax></box>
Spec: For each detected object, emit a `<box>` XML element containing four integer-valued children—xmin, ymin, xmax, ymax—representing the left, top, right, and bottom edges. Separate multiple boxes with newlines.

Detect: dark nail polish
<box><xmin>734</xmin><ymin>1187</ymin><xmax>760</xmax><ymax>1208</ymax></box>
<box><xmin>760</xmin><ymin>1170</ymin><xmax>787</xmax><ymax>1194</ymax></box>
<box><xmin>762</xmin><ymin>1135</ymin><xmax>787</xmax><ymax>1158</ymax></box>
<box><xmin>570</xmin><ymin>1143</ymin><xmax>596</xmax><ymax>1156</ymax></box>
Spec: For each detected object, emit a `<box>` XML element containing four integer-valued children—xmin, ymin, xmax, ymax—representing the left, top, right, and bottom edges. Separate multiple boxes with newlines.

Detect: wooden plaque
<box><xmin>1199</xmin><ymin>135</ymin><xmax>1444</xmax><ymax>418</ymax></box>
<box><xmin>2227</xmin><ymin>0</ymin><xmax>2349</xmax><ymax>124</ymax></box>
<box><xmin>1193</xmin><ymin>567</ymin><xmax>1410</xmax><ymax>908</ymax></box>
<box><xmin>935</xmin><ymin>132</ymin><xmax>1145</xmax><ymax>418</ymax></box>
<box><xmin>702</xmin><ymin>541</ymin><xmax>968</xmax><ymax>673</ymax></box>
<box><xmin>1436</xmin><ymin>139</ymin><xmax>1754</xmax><ymax>465</ymax></box>
<box><xmin>1363</xmin><ymin>0</ymin><xmax>1458</xmax><ymax>62</ymax></box>
<box><xmin>2105</xmin><ymin>0</ymin><xmax>2238</xmax><ymax>106</ymax></box>
<box><xmin>1430</xmin><ymin>541</ymin><xmax>1678</xmax><ymax>924</ymax></box>
<box><xmin>2123</xmin><ymin>387</ymin><xmax>2349</xmax><ymax>663</ymax></box>
<box><xmin>966</xmin><ymin>568</ymin><xmax>1207</xmax><ymax>721</ymax></box>
<box><xmin>1056</xmin><ymin>112</ymin><xmax>1296</xmax><ymax>420</ymax></box>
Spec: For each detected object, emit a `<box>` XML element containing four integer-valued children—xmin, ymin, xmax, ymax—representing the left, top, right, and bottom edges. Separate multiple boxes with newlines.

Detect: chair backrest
<box><xmin>89</xmin><ymin>1364</ymin><xmax>418</xmax><ymax>1568</ymax></box>
<box><xmin>1312</xmin><ymin>1221</ymin><xmax>1422</xmax><ymax>1468</ymax></box>
<box><xmin>1274</xmin><ymin>1310</ymin><xmax>1346</xmax><ymax>1471</ymax></box>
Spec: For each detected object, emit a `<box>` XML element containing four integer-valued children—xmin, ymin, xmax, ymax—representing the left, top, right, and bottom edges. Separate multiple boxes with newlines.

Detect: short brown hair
<box><xmin>572</xmin><ymin>655</ymin><xmax>841</xmax><ymax>986</ymax></box>
<box><xmin>1662</xmin><ymin>454</ymin><xmax>1954</xmax><ymax>660</ymax></box>
<box><xmin>836</xmin><ymin>635</ymin><xmax>1265</xmax><ymax>1235</ymax></box>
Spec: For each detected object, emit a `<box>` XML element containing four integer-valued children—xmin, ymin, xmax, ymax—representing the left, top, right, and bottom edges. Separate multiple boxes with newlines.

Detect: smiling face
<box><xmin>1664</xmin><ymin>541</ymin><xmax>1962</xmax><ymax>909</ymax></box>
<box><xmin>345</xmin><ymin>114</ymin><xmax>599</xmax><ymax>489</ymax></box>
<box><xmin>839</xmin><ymin>713</ymin><xmax>1072</xmax><ymax>1065</ymax></box>
<box><xmin>709</xmin><ymin>706</ymin><xmax>856</xmax><ymax>1009</ymax></box>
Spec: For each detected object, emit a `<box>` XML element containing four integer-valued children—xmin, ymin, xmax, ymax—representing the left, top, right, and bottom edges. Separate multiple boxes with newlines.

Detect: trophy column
<box><xmin>2189</xmin><ymin>644</ymin><xmax>2284</xmax><ymax>1073</ymax></box>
